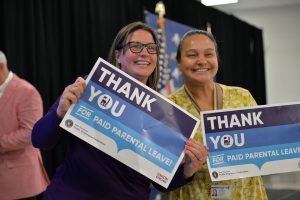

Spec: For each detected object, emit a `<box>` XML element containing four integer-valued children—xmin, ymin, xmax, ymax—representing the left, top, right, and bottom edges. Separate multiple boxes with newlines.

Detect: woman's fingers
<box><xmin>183</xmin><ymin>138</ymin><xmax>210</xmax><ymax>178</ymax></box>
<box><xmin>185</xmin><ymin>138</ymin><xmax>209</xmax><ymax>163</ymax></box>
<box><xmin>56</xmin><ymin>77</ymin><xmax>86</xmax><ymax>118</ymax></box>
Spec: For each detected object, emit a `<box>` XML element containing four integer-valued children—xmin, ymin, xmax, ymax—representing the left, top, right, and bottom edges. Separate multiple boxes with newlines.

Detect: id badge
<box><xmin>211</xmin><ymin>185</ymin><xmax>232</xmax><ymax>199</ymax></box>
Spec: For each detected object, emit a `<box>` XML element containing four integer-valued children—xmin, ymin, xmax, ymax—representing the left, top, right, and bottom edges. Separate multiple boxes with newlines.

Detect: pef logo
<box><xmin>88</xmin><ymin>85</ymin><xmax>126</xmax><ymax>117</ymax></box>
<box><xmin>212</xmin><ymin>171</ymin><xmax>219</xmax><ymax>179</ymax></box>
<box><xmin>98</xmin><ymin>94</ymin><xmax>113</xmax><ymax>109</ymax></box>
<box><xmin>209</xmin><ymin>133</ymin><xmax>245</xmax><ymax>150</ymax></box>
<box><xmin>65</xmin><ymin>119</ymin><xmax>74</xmax><ymax>128</ymax></box>
<box><xmin>221</xmin><ymin>135</ymin><xmax>233</xmax><ymax>148</ymax></box>
<box><xmin>156</xmin><ymin>172</ymin><xmax>168</xmax><ymax>183</ymax></box>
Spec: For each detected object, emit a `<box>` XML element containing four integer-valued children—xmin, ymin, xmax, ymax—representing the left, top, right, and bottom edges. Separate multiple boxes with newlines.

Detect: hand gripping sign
<box><xmin>201</xmin><ymin>102</ymin><xmax>300</xmax><ymax>181</ymax></box>
<box><xmin>60</xmin><ymin>57</ymin><xmax>200</xmax><ymax>188</ymax></box>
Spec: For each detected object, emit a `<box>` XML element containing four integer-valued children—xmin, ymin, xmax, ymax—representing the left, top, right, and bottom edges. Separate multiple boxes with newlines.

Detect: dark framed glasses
<box><xmin>123</xmin><ymin>42</ymin><xmax>158</xmax><ymax>54</ymax></box>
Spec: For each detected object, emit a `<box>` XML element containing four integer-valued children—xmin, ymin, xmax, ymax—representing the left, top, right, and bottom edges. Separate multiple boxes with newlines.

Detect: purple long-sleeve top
<box><xmin>32</xmin><ymin>98</ymin><xmax>192</xmax><ymax>200</ymax></box>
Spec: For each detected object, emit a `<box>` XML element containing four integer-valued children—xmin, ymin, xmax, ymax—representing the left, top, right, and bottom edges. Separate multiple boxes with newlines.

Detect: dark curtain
<box><xmin>209</xmin><ymin>10</ymin><xmax>266</xmax><ymax>104</ymax></box>
<box><xmin>0</xmin><ymin>0</ymin><xmax>266</xmax><ymax>179</ymax></box>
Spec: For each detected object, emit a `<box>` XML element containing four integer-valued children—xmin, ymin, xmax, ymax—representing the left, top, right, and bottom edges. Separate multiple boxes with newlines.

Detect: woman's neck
<box><xmin>184</xmin><ymin>81</ymin><xmax>218</xmax><ymax>111</ymax></box>
<box><xmin>185</xmin><ymin>81</ymin><xmax>214</xmax><ymax>98</ymax></box>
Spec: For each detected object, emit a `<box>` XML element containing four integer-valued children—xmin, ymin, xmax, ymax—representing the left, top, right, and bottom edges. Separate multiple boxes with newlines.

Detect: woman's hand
<box><xmin>56</xmin><ymin>77</ymin><xmax>86</xmax><ymax>118</ymax></box>
<box><xmin>183</xmin><ymin>138</ymin><xmax>209</xmax><ymax>178</ymax></box>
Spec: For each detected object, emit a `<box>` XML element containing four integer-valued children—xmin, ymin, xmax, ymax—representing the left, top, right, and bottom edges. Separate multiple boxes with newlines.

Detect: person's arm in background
<box><xmin>0</xmin><ymin>84</ymin><xmax>43</xmax><ymax>152</ymax></box>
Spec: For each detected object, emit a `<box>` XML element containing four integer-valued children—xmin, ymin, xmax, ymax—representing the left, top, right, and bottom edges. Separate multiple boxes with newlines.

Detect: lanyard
<box><xmin>184</xmin><ymin>82</ymin><xmax>219</xmax><ymax>114</ymax></box>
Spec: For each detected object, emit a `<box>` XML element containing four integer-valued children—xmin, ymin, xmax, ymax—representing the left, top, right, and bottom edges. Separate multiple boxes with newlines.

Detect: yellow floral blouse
<box><xmin>163</xmin><ymin>84</ymin><xmax>268</xmax><ymax>200</ymax></box>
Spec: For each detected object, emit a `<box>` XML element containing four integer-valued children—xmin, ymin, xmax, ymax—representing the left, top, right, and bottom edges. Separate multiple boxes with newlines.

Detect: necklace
<box><xmin>184</xmin><ymin>82</ymin><xmax>219</xmax><ymax>114</ymax></box>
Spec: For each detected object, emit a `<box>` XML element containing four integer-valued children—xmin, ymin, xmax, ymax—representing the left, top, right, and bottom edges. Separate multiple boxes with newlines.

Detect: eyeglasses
<box><xmin>123</xmin><ymin>42</ymin><xmax>158</xmax><ymax>54</ymax></box>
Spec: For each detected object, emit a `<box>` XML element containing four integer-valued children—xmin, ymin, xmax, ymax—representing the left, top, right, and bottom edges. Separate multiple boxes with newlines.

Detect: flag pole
<box><xmin>155</xmin><ymin>1</ymin><xmax>172</xmax><ymax>95</ymax></box>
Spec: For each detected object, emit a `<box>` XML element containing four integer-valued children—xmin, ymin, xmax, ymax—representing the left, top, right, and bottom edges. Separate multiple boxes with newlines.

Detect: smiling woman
<box><xmin>114</xmin><ymin>29</ymin><xmax>158</xmax><ymax>85</ymax></box>
<box><xmin>163</xmin><ymin>29</ymin><xmax>268</xmax><ymax>200</ymax></box>
<box><xmin>107</xmin><ymin>22</ymin><xmax>160</xmax><ymax>89</ymax></box>
<box><xmin>32</xmin><ymin>22</ymin><xmax>209</xmax><ymax>200</ymax></box>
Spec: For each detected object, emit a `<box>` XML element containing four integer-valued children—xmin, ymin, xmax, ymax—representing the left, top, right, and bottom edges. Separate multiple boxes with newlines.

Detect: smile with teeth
<box><xmin>192</xmin><ymin>67</ymin><xmax>209</xmax><ymax>72</ymax></box>
<box><xmin>135</xmin><ymin>60</ymin><xmax>150</xmax><ymax>65</ymax></box>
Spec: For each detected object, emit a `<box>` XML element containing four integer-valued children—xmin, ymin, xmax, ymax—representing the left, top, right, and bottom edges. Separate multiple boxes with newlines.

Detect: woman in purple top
<box><xmin>32</xmin><ymin>22</ymin><xmax>209</xmax><ymax>200</ymax></box>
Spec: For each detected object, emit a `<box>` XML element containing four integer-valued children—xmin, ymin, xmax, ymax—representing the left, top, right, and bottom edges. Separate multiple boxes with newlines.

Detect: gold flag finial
<box><xmin>155</xmin><ymin>1</ymin><xmax>166</xmax><ymax>29</ymax></box>
<box><xmin>207</xmin><ymin>22</ymin><xmax>212</xmax><ymax>33</ymax></box>
<box><xmin>155</xmin><ymin>1</ymin><xmax>165</xmax><ymax>18</ymax></box>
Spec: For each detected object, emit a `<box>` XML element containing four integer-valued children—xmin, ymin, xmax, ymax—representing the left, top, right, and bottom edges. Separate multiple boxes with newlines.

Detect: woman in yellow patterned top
<box><xmin>163</xmin><ymin>30</ymin><xmax>268</xmax><ymax>200</ymax></box>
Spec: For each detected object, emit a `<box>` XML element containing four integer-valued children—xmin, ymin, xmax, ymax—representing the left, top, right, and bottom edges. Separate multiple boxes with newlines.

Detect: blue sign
<box><xmin>201</xmin><ymin>103</ymin><xmax>300</xmax><ymax>181</ymax></box>
<box><xmin>60</xmin><ymin>57</ymin><xmax>200</xmax><ymax>188</ymax></box>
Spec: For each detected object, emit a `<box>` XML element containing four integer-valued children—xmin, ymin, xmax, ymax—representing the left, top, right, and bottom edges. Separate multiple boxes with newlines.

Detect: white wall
<box><xmin>232</xmin><ymin>5</ymin><xmax>300</xmax><ymax>104</ymax></box>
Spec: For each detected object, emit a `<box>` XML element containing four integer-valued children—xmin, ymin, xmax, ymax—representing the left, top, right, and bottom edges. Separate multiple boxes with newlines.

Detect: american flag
<box><xmin>146</xmin><ymin>12</ymin><xmax>195</xmax><ymax>95</ymax></box>
<box><xmin>156</xmin><ymin>28</ymin><xmax>171</xmax><ymax>94</ymax></box>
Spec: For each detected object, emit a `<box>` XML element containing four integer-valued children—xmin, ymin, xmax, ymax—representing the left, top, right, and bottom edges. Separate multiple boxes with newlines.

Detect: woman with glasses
<box><xmin>32</xmin><ymin>22</ymin><xmax>209</xmax><ymax>200</ymax></box>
